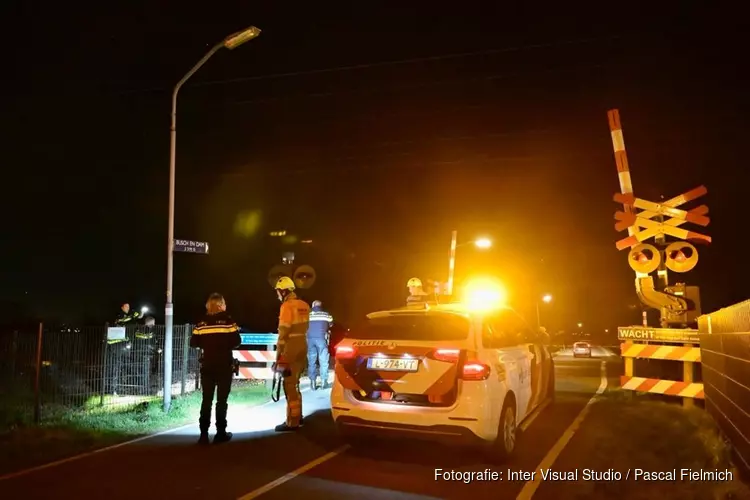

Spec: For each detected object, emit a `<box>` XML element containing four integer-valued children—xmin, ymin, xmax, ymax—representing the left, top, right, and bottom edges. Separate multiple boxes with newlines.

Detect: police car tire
<box><xmin>488</xmin><ymin>396</ymin><xmax>517</xmax><ymax>462</ymax></box>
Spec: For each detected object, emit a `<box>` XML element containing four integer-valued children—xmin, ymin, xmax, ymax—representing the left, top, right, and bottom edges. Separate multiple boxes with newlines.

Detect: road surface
<box><xmin>0</xmin><ymin>347</ymin><xmax>621</xmax><ymax>499</ymax></box>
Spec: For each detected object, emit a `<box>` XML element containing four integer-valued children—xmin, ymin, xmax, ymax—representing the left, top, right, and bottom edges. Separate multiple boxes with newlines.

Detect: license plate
<box><xmin>367</xmin><ymin>357</ymin><xmax>419</xmax><ymax>372</ymax></box>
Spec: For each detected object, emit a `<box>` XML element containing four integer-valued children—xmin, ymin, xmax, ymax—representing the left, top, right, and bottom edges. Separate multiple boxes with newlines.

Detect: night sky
<box><xmin>3</xmin><ymin>4</ymin><xmax>747</xmax><ymax>333</ymax></box>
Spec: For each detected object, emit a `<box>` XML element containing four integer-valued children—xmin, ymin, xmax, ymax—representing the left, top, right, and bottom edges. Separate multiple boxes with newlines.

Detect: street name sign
<box><xmin>174</xmin><ymin>239</ymin><xmax>209</xmax><ymax>254</ymax></box>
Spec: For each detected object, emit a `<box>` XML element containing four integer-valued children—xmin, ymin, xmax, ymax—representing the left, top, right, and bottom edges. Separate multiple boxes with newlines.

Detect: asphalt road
<box><xmin>0</xmin><ymin>347</ymin><xmax>621</xmax><ymax>500</ymax></box>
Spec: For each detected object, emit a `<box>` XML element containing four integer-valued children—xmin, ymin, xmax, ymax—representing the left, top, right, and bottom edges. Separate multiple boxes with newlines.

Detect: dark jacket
<box><xmin>115</xmin><ymin>309</ymin><xmax>141</xmax><ymax>325</ymax></box>
<box><xmin>190</xmin><ymin>311</ymin><xmax>241</xmax><ymax>368</ymax></box>
<box><xmin>307</xmin><ymin>305</ymin><xmax>333</xmax><ymax>340</ymax></box>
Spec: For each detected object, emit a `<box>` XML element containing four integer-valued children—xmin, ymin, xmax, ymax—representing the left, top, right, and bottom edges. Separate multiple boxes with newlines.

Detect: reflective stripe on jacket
<box><xmin>278</xmin><ymin>294</ymin><xmax>310</xmax><ymax>358</ymax></box>
<box><xmin>307</xmin><ymin>308</ymin><xmax>332</xmax><ymax>340</ymax></box>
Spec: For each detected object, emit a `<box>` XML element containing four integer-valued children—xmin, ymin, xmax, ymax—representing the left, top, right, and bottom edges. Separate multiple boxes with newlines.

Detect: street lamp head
<box><xmin>223</xmin><ymin>26</ymin><xmax>261</xmax><ymax>50</ymax></box>
<box><xmin>474</xmin><ymin>238</ymin><xmax>492</xmax><ymax>249</ymax></box>
<box><xmin>542</xmin><ymin>294</ymin><xmax>553</xmax><ymax>303</ymax></box>
<box><xmin>577</xmin><ymin>322</ymin><xmax>583</xmax><ymax>328</ymax></box>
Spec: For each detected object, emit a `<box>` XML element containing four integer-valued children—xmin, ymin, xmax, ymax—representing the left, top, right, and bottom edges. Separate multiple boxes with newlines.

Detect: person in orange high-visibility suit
<box><xmin>273</xmin><ymin>276</ymin><xmax>310</xmax><ymax>432</ymax></box>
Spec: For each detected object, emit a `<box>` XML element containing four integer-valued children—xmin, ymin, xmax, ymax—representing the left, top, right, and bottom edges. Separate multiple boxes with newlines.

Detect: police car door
<box><xmin>516</xmin><ymin>318</ymin><xmax>548</xmax><ymax>413</ymax></box>
<box><xmin>488</xmin><ymin>311</ymin><xmax>534</xmax><ymax>424</ymax></box>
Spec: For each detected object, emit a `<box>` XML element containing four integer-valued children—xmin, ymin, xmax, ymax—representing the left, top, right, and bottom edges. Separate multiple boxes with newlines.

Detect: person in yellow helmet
<box><xmin>406</xmin><ymin>277</ymin><xmax>430</xmax><ymax>305</ymax></box>
<box><xmin>273</xmin><ymin>276</ymin><xmax>310</xmax><ymax>432</ymax></box>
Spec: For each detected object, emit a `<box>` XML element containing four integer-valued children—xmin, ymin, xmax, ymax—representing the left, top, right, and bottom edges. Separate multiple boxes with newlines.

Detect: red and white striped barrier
<box><xmin>234</xmin><ymin>350</ymin><xmax>277</xmax><ymax>363</ymax></box>
<box><xmin>620</xmin><ymin>376</ymin><xmax>704</xmax><ymax>399</ymax></box>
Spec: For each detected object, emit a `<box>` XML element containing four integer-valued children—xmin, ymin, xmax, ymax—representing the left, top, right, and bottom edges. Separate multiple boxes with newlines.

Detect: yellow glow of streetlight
<box><xmin>577</xmin><ymin>322</ymin><xmax>583</xmax><ymax>328</ymax></box>
<box><xmin>542</xmin><ymin>294</ymin><xmax>553</xmax><ymax>303</ymax></box>
<box><xmin>474</xmin><ymin>238</ymin><xmax>492</xmax><ymax>249</ymax></box>
<box><xmin>223</xmin><ymin>26</ymin><xmax>262</xmax><ymax>50</ymax></box>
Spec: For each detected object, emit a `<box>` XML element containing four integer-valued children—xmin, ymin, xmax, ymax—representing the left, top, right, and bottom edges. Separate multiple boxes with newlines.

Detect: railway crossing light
<box><xmin>628</xmin><ymin>243</ymin><xmax>662</xmax><ymax>274</ymax></box>
<box><xmin>665</xmin><ymin>242</ymin><xmax>699</xmax><ymax>273</ymax></box>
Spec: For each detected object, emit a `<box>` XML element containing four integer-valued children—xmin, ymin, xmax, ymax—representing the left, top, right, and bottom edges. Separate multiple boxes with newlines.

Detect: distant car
<box><xmin>331</xmin><ymin>302</ymin><xmax>555</xmax><ymax>461</ymax></box>
<box><xmin>573</xmin><ymin>341</ymin><xmax>591</xmax><ymax>358</ymax></box>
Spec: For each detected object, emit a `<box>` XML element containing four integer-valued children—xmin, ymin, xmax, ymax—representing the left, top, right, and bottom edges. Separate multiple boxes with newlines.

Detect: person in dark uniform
<box><xmin>190</xmin><ymin>293</ymin><xmax>241</xmax><ymax>445</ymax></box>
<box><xmin>107</xmin><ymin>303</ymin><xmax>141</xmax><ymax>395</ymax></box>
<box><xmin>307</xmin><ymin>300</ymin><xmax>333</xmax><ymax>390</ymax></box>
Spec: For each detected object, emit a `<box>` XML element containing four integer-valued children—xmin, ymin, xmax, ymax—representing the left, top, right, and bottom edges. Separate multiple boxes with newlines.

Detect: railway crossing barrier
<box><xmin>618</xmin><ymin>326</ymin><xmax>703</xmax><ymax>406</ymax></box>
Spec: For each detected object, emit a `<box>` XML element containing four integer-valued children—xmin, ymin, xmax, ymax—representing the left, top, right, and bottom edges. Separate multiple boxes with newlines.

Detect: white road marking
<box><xmin>0</xmin><ymin>389</ymin><xmax>309</xmax><ymax>483</ymax></box>
<box><xmin>237</xmin><ymin>445</ymin><xmax>350</xmax><ymax>500</ymax></box>
<box><xmin>516</xmin><ymin>361</ymin><xmax>608</xmax><ymax>500</ymax></box>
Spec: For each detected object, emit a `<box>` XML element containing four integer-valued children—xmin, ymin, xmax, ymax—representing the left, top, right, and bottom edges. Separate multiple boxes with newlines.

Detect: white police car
<box><xmin>330</xmin><ymin>278</ymin><xmax>555</xmax><ymax>460</ymax></box>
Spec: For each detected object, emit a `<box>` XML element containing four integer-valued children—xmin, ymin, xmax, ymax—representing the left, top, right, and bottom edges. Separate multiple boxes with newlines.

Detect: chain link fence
<box><xmin>0</xmin><ymin>323</ymin><xmax>200</xmax><ymax>422</ymax></box>
<box><xmin>698</xmin><ymin>299</ymin><xmax>750</xmax><ymax>479</ymax></box>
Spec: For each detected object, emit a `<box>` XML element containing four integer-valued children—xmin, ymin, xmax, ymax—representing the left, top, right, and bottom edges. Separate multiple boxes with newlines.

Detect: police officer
<box><xmin>406</xmin><ymin>277</ymin><xmax>430</xmax><ymax>305</ymax></box>
<box><xmin>273</xmin><ymin>277</ymin><xmax>310</xmax><ymax>432</ymax></box>
<box><xmin>190</xmin><ymin>293</ymin><xmax>241</xmax><ymax>445</ymax></box>
<box><xmin>307</xmin><ymin>300</ymin><xmax>333</xmax><ymax>390</ymax></box>
<box><xmin>107</xmin><ymin>303</ymin><xmax>141</xmax><ymax>395</ymax></box>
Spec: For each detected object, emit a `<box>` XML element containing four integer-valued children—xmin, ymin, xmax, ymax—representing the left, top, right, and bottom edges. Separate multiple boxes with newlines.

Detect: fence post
<box><xmin>100</xmin><ymin>323</ymin><xmax>109</xmax><ymax>407</ymax></box>
<box><xmin>34</xmin><ymin>322</ymin><xmax>43</xmax><ymax>424</ymax></box>
<box><xmin>181</xmin><ymin>324</ymin><xmax>190</xmax><ymax>395</ymax></box>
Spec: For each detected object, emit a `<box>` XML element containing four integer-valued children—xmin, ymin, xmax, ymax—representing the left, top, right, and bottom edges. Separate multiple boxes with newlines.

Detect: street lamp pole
<box><xmin>447</xmin><ymin>230</ymin><xmax>458</xmax><ymax>296</ymax></box>
<box><xmin>164</xmin><ymin>26</ymin><xmax>260</xmax><ymax>412</ymax></box>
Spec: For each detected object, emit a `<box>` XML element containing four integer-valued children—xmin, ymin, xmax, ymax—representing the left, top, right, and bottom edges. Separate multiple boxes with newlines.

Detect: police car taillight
<box><xmin>461</xmin><ymin>361</ymin><xmax>491</xmax><ymax>381</ymax></box>
<box><xmin>335</xmin><ymin>345</ymin><xmax>357</xmax><ymax>360</ymax></box>
<box><xmin>433</xmin><ymin>348</ymin><xmax>461</xmax><ymax>362</ymax></box>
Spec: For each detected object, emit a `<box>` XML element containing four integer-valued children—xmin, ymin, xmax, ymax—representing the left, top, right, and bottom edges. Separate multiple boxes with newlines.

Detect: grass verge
<box><xmin>552</xmin><ymin>390</ymin><xmax>750</xmax><ymax>499</ymax></box>
<box><xmin>0</xmin><ymin>381</ymin><xmax>270</xmax><ymax>477</ymax></box>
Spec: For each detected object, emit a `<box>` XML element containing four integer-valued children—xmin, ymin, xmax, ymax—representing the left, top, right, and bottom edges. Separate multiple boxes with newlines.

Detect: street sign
<box><xmin>173</xmin><ymin>239</ymin><xmax>209</xmax><ymax>254</ymax></box>
<box><xmin>618</xmin><ymin>326</ymin><xmax>700</xmax><ymax>344</ymax></box>
<box><xmin>613</xmin><ymin>186</ymin><xmax>711</xmax><ymax>250</ymax></box>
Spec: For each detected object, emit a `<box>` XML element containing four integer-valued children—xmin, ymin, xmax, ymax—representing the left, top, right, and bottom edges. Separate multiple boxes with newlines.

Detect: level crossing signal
<box><xmin>267</xmin><ymin>263</ymin><xmax>317</xmax><ymax>289</ymax></box>
<box><xmin>614</xmin><ymin>185</ymin><xmax>710</xmax><ymax>274</ymax></box>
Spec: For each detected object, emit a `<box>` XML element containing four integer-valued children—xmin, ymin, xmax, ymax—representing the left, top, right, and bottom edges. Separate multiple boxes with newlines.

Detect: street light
<box><xmin>164</xmin><ymin>25</ymin><xmax>261</xmax><ymax>412</ymax></box>
<box><xmin>446</xmin><ymin>231</ymin><xmax>492</xmax><ymax>295</ymax></box>
<box><xmin>536</xmin><ymin>294</ymin><xmax>553</xmax><ymax>329</ymax></box>
<box><xmin>577</xmin><ymin>322</ymin><xmax>583</xmax><ymax>328</ymax></box>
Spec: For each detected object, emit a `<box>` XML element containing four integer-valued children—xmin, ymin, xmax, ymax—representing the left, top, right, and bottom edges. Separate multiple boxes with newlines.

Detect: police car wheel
<box><xmin>488</xmin><ymin>397</ymin><xmax>517</xmax><ymax>462</ymax></box>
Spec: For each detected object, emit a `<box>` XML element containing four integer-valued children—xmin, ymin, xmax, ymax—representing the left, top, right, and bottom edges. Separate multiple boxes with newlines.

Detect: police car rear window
<box><xmin>356</xmin><ymin>314</ymin><xmax>470</xmax><ymax>341</ymax></box>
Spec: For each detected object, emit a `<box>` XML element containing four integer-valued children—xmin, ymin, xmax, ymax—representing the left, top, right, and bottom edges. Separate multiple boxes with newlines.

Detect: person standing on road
<box><xmin>307</xmin><ymin>300</ymin><xmax>333</xmax><ymax>390</ymax></box>
<box><xmin>273</xmin><ymin>276</ymin><xmax>310</xmax><ymax>432</ymax></box>
<box><xmin>190</xmin><ymin>293</ymin><xmax>241</xmax><ymax>445</ymax></box>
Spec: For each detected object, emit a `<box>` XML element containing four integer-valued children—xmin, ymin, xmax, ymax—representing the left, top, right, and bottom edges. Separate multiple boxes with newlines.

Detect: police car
<box><xmin>330</xmin><ymin>278</ymin><xmax>555</xmax><ymax>460</ymax></box>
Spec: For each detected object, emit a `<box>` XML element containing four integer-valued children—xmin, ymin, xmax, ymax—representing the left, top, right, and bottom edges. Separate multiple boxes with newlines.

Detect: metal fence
<box><xmin>0</xmin><ymin>323</ymin><xmax>200</xmax><ymax>421</ymax></box>
<box><xmin>698</xmin><ymin>299</ymin><xmax>750</xmax><ymax>479</ymax></box>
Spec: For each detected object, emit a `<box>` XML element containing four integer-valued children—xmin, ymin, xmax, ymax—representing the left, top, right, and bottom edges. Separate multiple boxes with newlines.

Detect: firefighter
<box><xmin>307</xmin><ymin>300</ymin><xmax>333</xmax><ymax>390</ymax></box>
<box><xmin>134</xmin><ymin>316</ymin><xmax>157</xmax><ymax>394</ymax></box>
<box><xmin>190</xmin><ymin>293</ymin><xmax>241</xmax><ymax>445</ymax></box>
<box><xmin>406</xmin><ymin>277</ymin><xmax>429</xmax><ymax>305</ymax></box>
<box><xmin>273</xmin><ymin>276</ymin><xmax>310</xmax><ymax>432</ymax></box>
<box><xmin>107</xmin><ymin>303</ymin><xmax>141</xmax><ymax>395</ymax></box>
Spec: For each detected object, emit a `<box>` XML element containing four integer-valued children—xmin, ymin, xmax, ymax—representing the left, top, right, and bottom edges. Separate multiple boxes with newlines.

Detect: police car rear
<box><xmin>330</xmin><ymin>303</ymin><xmax>494</xmax><ymax>448</ymax></box>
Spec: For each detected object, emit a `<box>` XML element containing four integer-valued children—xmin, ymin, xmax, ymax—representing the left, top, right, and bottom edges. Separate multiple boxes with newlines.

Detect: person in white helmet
<box><xmin>406</xmin><ymin>277</ymin><xmax>429</xmax><ymax>305</ymax></box>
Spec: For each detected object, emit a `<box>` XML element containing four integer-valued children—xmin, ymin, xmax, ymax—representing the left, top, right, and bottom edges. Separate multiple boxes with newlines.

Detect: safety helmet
<box><xmin>407</xmin><ymin>277</ymin><xmax>422</xmax><ymax>288</ymax></box>
<box><xmin>275</xmin><ymin>276</ymin><xmax>296</xmax><ymax>291</ymax></box>
<box><xmin>312</xmin><ymin>300</ymin><xmax>322</xmax><ymax>308</ymax></box>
